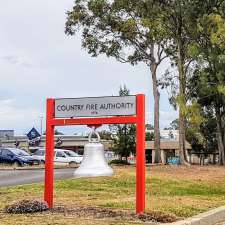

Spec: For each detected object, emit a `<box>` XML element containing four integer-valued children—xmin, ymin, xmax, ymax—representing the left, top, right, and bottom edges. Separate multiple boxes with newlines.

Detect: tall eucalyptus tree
<box><xmin>65</xmin><ymin>0</ymin><xmax>169</xmax><ymax>163</ymax></box>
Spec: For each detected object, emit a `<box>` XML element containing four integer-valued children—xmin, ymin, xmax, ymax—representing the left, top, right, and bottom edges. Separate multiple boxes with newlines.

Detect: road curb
<box><xmin>164</xmin><ymin>205</ymin><xmax>225</xmax><ymax>225</ymax></box>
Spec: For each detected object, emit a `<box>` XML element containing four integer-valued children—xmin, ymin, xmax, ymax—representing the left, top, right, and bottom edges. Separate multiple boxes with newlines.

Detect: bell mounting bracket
<box><xmin>44</xmin><ymin>94</ymin><xmax>146</xmax><ymax>214</ymax></box>
<box><xmin>87</xmin><ymin>124</ymin><xmax>102</xmax><ymax>129</ymax></box>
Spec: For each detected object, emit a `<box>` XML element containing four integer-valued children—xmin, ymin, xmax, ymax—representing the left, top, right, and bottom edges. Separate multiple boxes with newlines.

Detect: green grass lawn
<box><xmin>1</xmin><ymin>166</ymin><xmax>225</xmax><ymax>224</ymax></box>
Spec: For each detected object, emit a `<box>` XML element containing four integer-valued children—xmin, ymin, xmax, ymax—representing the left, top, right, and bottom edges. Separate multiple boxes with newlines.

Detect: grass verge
<box><xmin>1</xmin><ymin>165</ymin><xmax>225</xmax><ymax>224</ymax></box>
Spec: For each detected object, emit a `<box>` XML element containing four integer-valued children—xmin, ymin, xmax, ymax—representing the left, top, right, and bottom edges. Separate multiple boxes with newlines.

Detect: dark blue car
<box><xmin>0</xmin><ymin>148</ymin><xmax>40</xmax><ymax>167</ymax></box>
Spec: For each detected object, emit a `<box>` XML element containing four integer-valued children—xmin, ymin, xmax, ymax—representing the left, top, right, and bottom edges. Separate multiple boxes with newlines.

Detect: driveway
<box><xmin>0</xmin><ymin>168</ymin><xmax>75</xmax><ymax>187</ymax></box>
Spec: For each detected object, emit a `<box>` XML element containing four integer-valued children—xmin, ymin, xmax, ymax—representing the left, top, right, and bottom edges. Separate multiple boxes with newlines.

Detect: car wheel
<box><xmin>69</xmin><ymin>161</ymin><xmax>78</xmax><ymax>167</ymax></box>
<box><xmin>12</xmin><ymin>161</ymin><xmax>21</xmax><ymax>169</ymax></box>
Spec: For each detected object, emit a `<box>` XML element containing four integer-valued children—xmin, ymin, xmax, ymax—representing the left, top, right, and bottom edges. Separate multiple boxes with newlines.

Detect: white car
<box><xmin>32</xmin><ymin>148</ymin><xmax>83</xmax><ymax>166</ymax></box>
<box><xmin>62</xmin><ymin>149</ymin><xmax>83</xmax><ymax>163</ymax></box>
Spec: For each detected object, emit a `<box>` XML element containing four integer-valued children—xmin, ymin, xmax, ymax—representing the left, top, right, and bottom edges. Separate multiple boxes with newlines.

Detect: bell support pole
<box><xmin>44</xmin><ymin>94</ymin><xmax>146</xmax><ymax>214</ymax></box>
<box><xmin>44</xmin><ymin>98</ymin><xmax>55</xmax><ymax>208</ymax></box>
<box><xmin>136</xmin><ymin>94</ymin><xmax>146</xmax><ymax>214</ymax></box>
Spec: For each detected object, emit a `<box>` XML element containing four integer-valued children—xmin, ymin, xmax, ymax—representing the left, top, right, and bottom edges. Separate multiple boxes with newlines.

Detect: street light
<box><xmin>39</xmin><ymin>116</ymin><xmax>43</xmax><ymax>135</ymax></box>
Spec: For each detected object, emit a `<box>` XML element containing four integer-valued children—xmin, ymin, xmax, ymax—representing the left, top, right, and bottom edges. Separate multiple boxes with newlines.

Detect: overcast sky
<box><xmin>0</xmin><ymin>0</ymin><xmax>178</xmax><ymax>135</ymax></box>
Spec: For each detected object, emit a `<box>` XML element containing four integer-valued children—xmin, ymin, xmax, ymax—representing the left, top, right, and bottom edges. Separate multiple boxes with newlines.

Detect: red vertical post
<box><xmin>44</xmin><ymin>98</ymin><xmax>55</xmax><ymax>208</ymax></box>
<box><xmin>136</xmin><ymin>94</ymin><xmax>146</xmax><ymax>214</ymax></box>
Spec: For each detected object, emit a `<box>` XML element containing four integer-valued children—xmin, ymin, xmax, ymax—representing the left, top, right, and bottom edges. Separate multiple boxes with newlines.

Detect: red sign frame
<box><xmin>44</xmin><ymin>94</ymin><xmax>146</xmax><ymax>214</ymax></box>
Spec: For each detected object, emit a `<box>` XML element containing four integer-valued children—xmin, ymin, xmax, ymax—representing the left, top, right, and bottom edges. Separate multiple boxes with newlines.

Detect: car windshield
<box><xmin>64</xmin><ymin>151</ymin><xmax>80</xmax><ymax>157</ymax></box>
<box><xmin>10</xmin><ymin>148</ymin><xmax>30</xmax><ymax>156</ymax></box>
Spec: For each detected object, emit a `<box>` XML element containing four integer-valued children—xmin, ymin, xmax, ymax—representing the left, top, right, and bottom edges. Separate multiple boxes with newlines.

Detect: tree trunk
<box><xmin>216</xmin><ymin>109</ymin><xmax>225</xmax><ymax>165</ymax></box>
<box><xmin>124</xmin><ymin>124</ymin><xmax>128</xmax><ymax>159</ymax></box>
<box><xmin>179</xmin><ymin>109</ymin><xmax>186</xmax><ymax>163</ymax></box>
<box><xmin>177</xmin><ymin>38</ymin><xmax>189</xmax><ymax>165</ymax></box>
<box><xmin>150</xmin><ymin>60</ymin><xmax>161</xmax><ymax>164</ymax></box>
<box><xmin>175</xmin><ymin>2</ymin><xmax>190</xmax><ymax>165</ymax></box>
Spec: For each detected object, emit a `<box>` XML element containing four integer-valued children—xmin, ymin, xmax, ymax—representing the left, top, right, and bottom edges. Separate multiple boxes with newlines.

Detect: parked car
<box><xmin>62</xmin><ymin>150</ymin><xmax>83</xmax><ymax>163</ymax></box>
<box><xmin>32</xmin><ymin>148</ymin><xmax>83</xmax><ymax>166</ymax></box>
<box><xmin>0</xmin><ymin>148</ymin><xmax>40</xmax><ymax>167</ymax></box>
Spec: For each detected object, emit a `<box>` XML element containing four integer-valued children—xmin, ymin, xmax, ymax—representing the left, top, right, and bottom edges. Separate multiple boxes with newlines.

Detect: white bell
<box><xmin>74</xmin><ymin>129</ymin><xmax>113</xmax><ymax>178</ymax></box>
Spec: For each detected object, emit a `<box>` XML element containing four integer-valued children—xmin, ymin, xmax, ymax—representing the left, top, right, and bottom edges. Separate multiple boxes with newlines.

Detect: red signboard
<box><xmin>44</xmin><ymin>94</ymin><xmax>146</xmax><ymax>214</ymax></box>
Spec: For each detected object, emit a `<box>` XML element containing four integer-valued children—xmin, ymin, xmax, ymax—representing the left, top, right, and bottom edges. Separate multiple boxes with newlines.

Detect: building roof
<box><xmin>1</xmin><ymin>135</ymin><xmax>112</xmax><ymax>149</ymax></box>
<box><xmin>146</xmin><ymin>140</ymin><xmax>192</xmax><ymax>150</ymax></box>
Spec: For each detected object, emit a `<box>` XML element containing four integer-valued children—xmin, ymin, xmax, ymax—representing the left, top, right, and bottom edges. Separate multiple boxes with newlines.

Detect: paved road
<box><xmin>0</xmin><ymin>168</ymin><xmax>75</xmax><ymax>187</ymax></box>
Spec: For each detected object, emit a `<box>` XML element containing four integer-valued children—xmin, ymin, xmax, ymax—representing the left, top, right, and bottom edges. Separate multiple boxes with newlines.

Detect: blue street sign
<box><xmin>27</xmin><ymin>127</ymin><xmax>41</xmax><ymax>140</ymax></box>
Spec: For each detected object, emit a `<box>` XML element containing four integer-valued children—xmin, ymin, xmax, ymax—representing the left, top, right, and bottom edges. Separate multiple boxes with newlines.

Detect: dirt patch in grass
<box><xmin>148</xmin><ymin>165</ymin><xmax>225</xmax><ymax>184</ymax></box>
<box><xmin>46</xmin><ymin>205</ymin><xmax>178</xmax><ymax>223</ymax></box>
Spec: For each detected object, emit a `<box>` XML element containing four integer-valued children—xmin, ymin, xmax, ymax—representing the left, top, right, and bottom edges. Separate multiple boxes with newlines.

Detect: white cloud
<box><xmin>0</xmin><ymin>54</ymin><xmax>40</xmax><ymax>69</ymax></box>
<box><xmin>146</xmin><ymin>110</ymin><xmax>178</xmax><ymax>129</ymax></box>
<box><xmin>0</xmin><ymin>99</ymin><xmax>42</xmax><ymax>134</ymax></box>
<box><xmin>159</xmin><ymin>110</ymin><xmax>178</xmax><ymax>128</ymax></box>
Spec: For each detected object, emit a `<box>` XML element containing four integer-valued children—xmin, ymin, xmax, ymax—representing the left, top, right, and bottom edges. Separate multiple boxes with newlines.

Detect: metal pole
<box><xmin>44</xmin><ymin>99</ymin><xmax>55</xmax><ymax>208</ymax></box>
<box><xmin>40</xmin><ymin>116</ymin><xmax>43</xmax><ymax>135</ymax></box>
<box><xmin>136</xmin><ymin>94</ymin><xmax>146</xmax><ymax>214</ymax></box>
